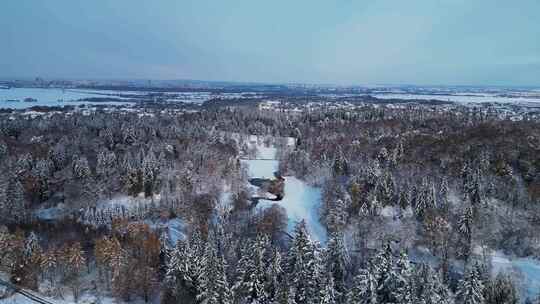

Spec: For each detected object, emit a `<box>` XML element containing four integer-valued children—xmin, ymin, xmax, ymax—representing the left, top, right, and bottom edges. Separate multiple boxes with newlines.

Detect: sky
<box><xmin>1</xmin><ymin>0</ymin><xmax>539</xmax><ymax>86</ymax></box>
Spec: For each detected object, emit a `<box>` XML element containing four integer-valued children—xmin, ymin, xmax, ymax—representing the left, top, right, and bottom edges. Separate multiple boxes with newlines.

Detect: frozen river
<box><xmin>0</xmin><ymin>88</ymin><xmax>132</xmax><ymax>109</ymax></box>
<box><xmin>241</xmin><ymin>138</ymin><xmax>326</xmax><ymax>243</ymax></box>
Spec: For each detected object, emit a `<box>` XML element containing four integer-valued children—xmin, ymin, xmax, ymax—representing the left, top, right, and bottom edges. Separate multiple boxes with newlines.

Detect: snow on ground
<box><xmin>165</xmin><ymin>218</ymin><xmax>187</xmax><ymax>245</ymax></box>
<box><xmin>1</xmin><ymin>269</ymin><xmax>147</xmax><ymax>304</ymax></box>
<box><xmin>0</xmin><ymin>88</ymin><xmax>133</xmax><ymax>109</ymax></box>
<box><xmin>254</xmin><ymin>144</ymin><xmax>277</xmax><ymax>160</ymax></box>
<box><xmin>241</xmin><ymin>136</ymin><xmax>327</xmax><ymax>243</ymax></box>
<box><xmin>259</xmin><ymin>176</ymin><xmax>326</xmax><ymax>243</ymax></box>
<box><xmin>96</xmin><ymin>193</ymin><xmax>161</xmax><ymax>210</ymax></box>
<box><xmin>372</xmin><ymin>93</ymin><xmax>540</xmax><ymax>104</ymax></box>
<box><xmin>0</xmin><ymin>289</ymin><xmax>146</xmax><ymax>304</ymax></box>
<box><xmin>242</xmin><ymin>159</ymin><xmax>278</xmax><ymax>179</ymax></box>
<box><xmin>34</xmin><ymin>204</ymin><xmax>67</xmax><ymax>221</ymax></box>
<box><xmin>491</xmin><ymin>251</ymin><xmax>540</xmax><ymax>300</ymax></box>
<box><xmin>380</xmin><ymin>206</ymin><xmax>399</xmax><ymax>218</ymax></box>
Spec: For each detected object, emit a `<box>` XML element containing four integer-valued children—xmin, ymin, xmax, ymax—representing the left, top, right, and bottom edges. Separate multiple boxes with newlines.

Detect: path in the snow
<box><xmin>241</xmin><ymin>137</ymin><xmax>327</xmax><ymax>243</ymax></box>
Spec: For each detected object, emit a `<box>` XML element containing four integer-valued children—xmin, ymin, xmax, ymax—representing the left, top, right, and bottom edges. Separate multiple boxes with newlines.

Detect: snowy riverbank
<box><xmin>240</xmin><ymin>136</ymin><xmax>327</xmax><ymax>243</ymax></box>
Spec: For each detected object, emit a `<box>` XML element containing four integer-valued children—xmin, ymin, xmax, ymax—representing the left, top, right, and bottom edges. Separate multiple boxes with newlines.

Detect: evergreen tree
<box><xmin>143</xmin><ymin>148</ymin><xmax>160</xmax><ymax>197</ymax></box>
<box><xmin>287</xmin><ymin>221</ymin><xmax>321</xmax><ymax>304</ymax></box>
<box><xmin>398</xmin><ymin>188</ymin><xmax>410</xmax><ymax>211</ymax></box>
<box><xmin>233</xmin><ymin>235</ymin><xmax>270</xmax><ymax>304</ymax></box>
<box><xmin>372</xmin><ymin>243</ymin><xmax>393</xmax><ymax>302</ymax></box>
<box><xmin>347</xmin><ymin>269</ymin><xmax>378</xmax><ymax>304</ymax></box>
<box><xmin>97</xmin><ymin>149</ymin><xmax>116</xmax><ymax>178</ymax></box>
<box><xmin>484</xmin><ymin>272</ymin><xmax>519</xmax><ymax>304</ymax></box>
<box><xmin>393</xmin><ymin>251</ymin><xmax>414</xmax><ymax>304</ymax></box>
<box><xmin>274</xmin><ymin>278</ymin><xmax>295</xmax><ymax>304</ymax></box>
<box><xmin>439</xmin><ymin>177</ymin><xmax>450</xmax><ymax>214</ymax></box>
<box><xmin>198</xmin><ymin>242</ymin><xmax>232</xmax><ymax>304</ymax></box>
<box><xmin>166</xmin><ymin>241</ymin><xmax>199</xmax><ymax>303</ymax></box>
<box><xmin>4</xmin><ymin>177</ymin><xmax>26</xmax><ymax>223</ymax></box>
<box><xmin>73</xmin><ymin>156</ymin><xmax>91</xmax><ymax>180</ymax></box>
<box><xmin>325</xmin><ymin>232</ymin><xmax>348</xmax><ymax>301</ymax></box>
<box><xmin>319</xmin><ymin>274</ymin><xmax>337</xmax><ymax>304</ymax></box>
<box><xmin>457</xmin><ymin>205</ymin><xmax>474</xmax><ymax>260</ymax></box>
<box><xmin>267</xmin><ymin>249</ymin><xmax>284</xmax><ymax>302</ymax></box>
<box><xmin>326</xmin><ymin>199</ymin><xmax>348</xmax><ymax>233</ymax></box>
<box><xmin>456</xmin><ymin>264</ymin><xmax>484</xmax><ymax>304</ymax></box>
<box><xmin>414</xmin><ymin>264</ymin><xmax>451</xmax><ymax>304</ymax></box>
<box><xmin>378</xmin><ymin>171</ymin><xmax>395</xmax><ymax>206</ymax></box>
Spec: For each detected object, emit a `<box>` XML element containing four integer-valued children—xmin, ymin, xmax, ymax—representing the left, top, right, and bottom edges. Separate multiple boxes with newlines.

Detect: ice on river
<box><xmin>243</xmin><ymin>158</ymin><xmax>278</xmax><ymax>179</ymax></box>
<box><xmin>241</xmin><ymin>138</ymin><xmax>327</xmax><ymax>243</ymax></box>
<box><xmin>260</xmin><ymin>176</ymin><xmax>326</xmax><ymax>243</ymax></box>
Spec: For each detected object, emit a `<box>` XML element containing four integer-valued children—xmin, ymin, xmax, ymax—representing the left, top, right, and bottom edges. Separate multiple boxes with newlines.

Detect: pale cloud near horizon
<box><xmin>1</xmin><ymin>0</ymin><xmax>539</xmax><ymax>86</ymax></box>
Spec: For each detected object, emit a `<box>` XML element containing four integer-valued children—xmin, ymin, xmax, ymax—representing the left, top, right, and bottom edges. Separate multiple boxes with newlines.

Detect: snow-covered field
<box><xmin>0</xmin><ymin>88</ymin><xmax>133</xmax><ymax>109</ymax></box>
<box><xmin>262</xmin><ymin>176</ymin><xmax>326</xmax><ymax>243</ymax></box>
<box><xmin>372</xmin><ymin>93</ymin><xmax>540</xmax><ymax>105</ymax></box>
<box><xmin>241</xmin><ymin>137</ymin><xmax>327</xmax><ymax>243</ymax></box>
<box><xmin>0</xmin><ymin>292</ymin><xmax>130</xmax><ymax>304</ymax></box>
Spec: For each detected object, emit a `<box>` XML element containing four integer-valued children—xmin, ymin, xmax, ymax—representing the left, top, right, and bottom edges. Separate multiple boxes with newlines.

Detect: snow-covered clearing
<box><xmin>0</xmin><ymin>292</ymin><xmax>126</xmax><ymax>304</ymax></box>
<box><xmin>240</xmin><ymin>136</ymin><xmax>327</xmax><ymax>243</ymax></box>
<box><xmin>0</xmin><ymin>270</ymin><xmax>147</xmax><ymax>304</ymax></box>
<box><xmin>259</xmin><ymin>176</ymin><xmax>326</xmax><ymax>243</ymax></box>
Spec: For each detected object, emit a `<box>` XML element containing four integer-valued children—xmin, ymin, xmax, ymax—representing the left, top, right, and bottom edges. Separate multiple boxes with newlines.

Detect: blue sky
<box><xmin>1</xmin><ymin>0</ymin><xmax>539</xmax><ymax>85</ymax></box>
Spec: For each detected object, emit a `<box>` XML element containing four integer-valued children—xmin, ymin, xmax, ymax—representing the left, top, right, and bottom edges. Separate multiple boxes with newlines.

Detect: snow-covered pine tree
<box><xmin>456</xmin><ymin>264</ymin><xmax>484</xmax><ymax>304</ymax></box>
<box><xmin>414</xmin><ymin>264</ymin><xmax>451</xmax><ymax>304</ymax></box>
<box><xmin>198</xmin><ymin>241</ymin><xmax>232</xmax><ymax>304</ymax></box>
<box><xmin>32</xmin><ymin>159</ymin><xmax>51</xmax><ymax>201</ymax></box>
<box><xmin>371</xmin><ymin>243</ymin><xmax>393</xmax><ymax>296</ymax></box>
<box><xmin>347</xmin><ymin>268</ymin><xmax>378</xmax><ymax>304</ymax></box>
<box><xmin>457</xmin><ymin>205</ymin><xmax>474</xmax><ymax>260</ymax></box>
<box><xmin>378</xmin><ymin>171</ymin><xmax>395</xmax><ymax>206</ymax></box>
<box><xmin>97</xmin><ymin>149</ymin><xmax>116</xmax><ymax>178</ymax></box>
<box><xmin>73</xmin><ymin>155</ymin><xmax>91</xmax><ymax>180</ymax></box>
<box><xmin>0</xmin><ymin>140</ymin><xmax>7</xmax><ymax>161</ymax></box>
<box><xmin>5</xmin><ymin>176</ymin><xmax>26</xmax><ymax>223</ymax></box>
<box><xmin>325</xmin><ymin>232</ymin><xmax>348</xmax><ymax>301</ymax></box>
<box><xmin>392</xmin><ymin>251</ymin><xmax>414</xmax><ymax>304</ymax></box>
<box><xmin>484</xmin><ymin>272</ymin><xmax>519</xmax><ymax>304</ymax></box>
<box><xmin>267</xmin><ymin>249</ymin><xmax>284</xmax><ymax>302</ymax></box>
<box><xmin>274</xmin><ymin>278</ymin><xmax>295</xmax><ymax>304</ymax></box>
<box><xmin>287</xmin><ymin>220</ymin><xmax>321</xmax><ymax>304</ymax></box>
<box><xmin>233</xmin><ymin>235</ymin><xmax>270</xmax><ymax>304</ymax></box>
<box><xmin>319</xmin><ymin>273</ymin><xmax>337</xmax><ymax>304</ymax></box>
<box><xmin>166</xmin><ymin>240</ymin><xmax>200</xmax><ymax>303</ymax></box>
<box><xmin>398</xmin><ymin>186</ymin><xmax>410</xmax><ymax>211</ymax></box>
<box><xmin>414</xmin><ymin>178</ymin><xmax>432</xmax><ymax>218</ymax></box>
<box><xmin>326</xmin><ymin>198</ymin><xmax>348</xmax><ymax>233</ymax></box>
<box><xmin>143</xmin><ymin>148</ymin><xmax>160</xmax><ymax>197</ymax></box>
<box><xmin>439</xmin><ymin>177</ymin><xmax>450</xmax><ymax>214</ymax></box>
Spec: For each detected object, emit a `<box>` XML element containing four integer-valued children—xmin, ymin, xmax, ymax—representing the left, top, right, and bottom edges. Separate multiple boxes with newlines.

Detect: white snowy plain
<box><xmin>241</xmin><ymin>137</ymin><xmax>327</xmax><ymax>243</ymax></box>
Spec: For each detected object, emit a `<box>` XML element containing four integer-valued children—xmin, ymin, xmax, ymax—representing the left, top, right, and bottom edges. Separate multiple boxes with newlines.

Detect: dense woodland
<box><xmin>1</xmin><ymin>103</ymin><xmax>540</xmax><ymax>304</ymax></box>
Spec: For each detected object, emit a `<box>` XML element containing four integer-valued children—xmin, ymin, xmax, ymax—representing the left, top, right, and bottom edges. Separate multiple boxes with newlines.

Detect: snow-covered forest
<box><xmin>1</xmin><ymin>102</ymin><xmax>540</xmax><ymax>304</ymax></box>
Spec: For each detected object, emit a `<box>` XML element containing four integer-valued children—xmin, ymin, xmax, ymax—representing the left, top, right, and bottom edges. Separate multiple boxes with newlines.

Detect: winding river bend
<box><xmin>240</xmin><ymin>137</ymin><xmax>327</xmax><ymax>243</ymax></box>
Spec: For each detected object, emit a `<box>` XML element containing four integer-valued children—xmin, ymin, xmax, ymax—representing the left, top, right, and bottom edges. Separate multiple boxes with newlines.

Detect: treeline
<box><xmin>1</xmin><ymin>218</ymin><xmax>524</xmax><ymax>304</ymax></box>
<box><xmin>0</xmin><ymin>104</ymin><xmax>539</xmax><ymax>303</ymax></box>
